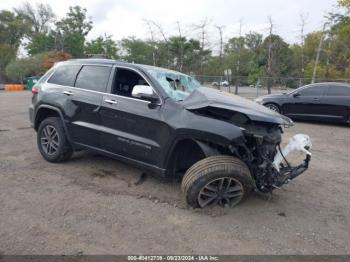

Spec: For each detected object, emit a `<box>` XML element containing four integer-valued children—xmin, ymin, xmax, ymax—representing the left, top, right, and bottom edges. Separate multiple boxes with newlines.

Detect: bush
<box><xmin>5</xmin><ymin>51</ymin><xmax>71</xmax><ymax>82</ymax></box>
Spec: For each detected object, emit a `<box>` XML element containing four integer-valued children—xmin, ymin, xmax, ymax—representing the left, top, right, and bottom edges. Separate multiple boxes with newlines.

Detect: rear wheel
<box><xmin>181</xmin><ymin>156</ymin><xmax>253</xmax><ymax>208</ymax></box>
<box><xmin>264</xmin><ymin>103</ymin><xmax>280</xmax><ymax>113</ymax></box>
<box><xmin>37</xmin><ymin>117</ymin><xmax>73</xmax><ymax>163</ymax></box>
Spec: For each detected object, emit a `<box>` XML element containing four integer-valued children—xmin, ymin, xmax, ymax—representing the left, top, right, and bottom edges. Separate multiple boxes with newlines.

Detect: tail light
<box><xmin>31</xmin><ymin>86</ymin><xmax>39</xmax><ymax>94</ymax></box>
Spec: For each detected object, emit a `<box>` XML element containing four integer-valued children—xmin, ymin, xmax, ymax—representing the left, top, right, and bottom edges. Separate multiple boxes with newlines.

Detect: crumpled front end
<box><xmin>231</xmin><ymin>123</ymin><xmax>312</xmax><ymax>192</ymax></box>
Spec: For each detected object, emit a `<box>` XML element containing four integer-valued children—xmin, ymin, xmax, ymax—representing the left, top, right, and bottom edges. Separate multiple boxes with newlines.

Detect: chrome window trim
<box><xmin>44</xmin><ymin>63</ymin><xmax>162</xmax><ymax>105</ymax></box>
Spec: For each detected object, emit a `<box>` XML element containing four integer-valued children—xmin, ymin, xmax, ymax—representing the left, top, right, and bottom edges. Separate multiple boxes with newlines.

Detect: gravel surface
<box><xmin>0</xmin><ymin>91</ymin><xmax>349</xmax><ymax>255</ymax></box>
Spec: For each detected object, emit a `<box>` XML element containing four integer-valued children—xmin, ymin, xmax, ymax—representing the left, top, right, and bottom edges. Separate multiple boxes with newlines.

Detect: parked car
<box><xmin>29</xmin><ymin>59</ymin><xmax>311</xmax><ymax>208</ymax></box>
<box><xmin>220</xmin><ymin>80</ymin><xmax>229</xmax><ymax>87</ymax></box>
<box><xmin>211</xmin><ymin>81</ymin><xmax>219</xmax><ymax>87</ymax></box>
<box><xmin>255</xmin><ymin>82</ymin><xmax>350</xmax><ymax>124</ymax></box>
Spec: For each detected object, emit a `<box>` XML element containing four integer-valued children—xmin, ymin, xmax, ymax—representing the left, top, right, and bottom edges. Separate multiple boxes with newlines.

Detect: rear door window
<box><xmin>325</xmin><ymin>85</ymin><xmax>350</xmax><ymax>96</ymax></box>
<box><xmin>47</xmin><ymin>65</ymin><xmax>81</xmax><ymax>86</ymax></box>
<box><xmin>75</xmin><ymin>65</ymin><xmax>112</xmax><ymax>92</ymax></box>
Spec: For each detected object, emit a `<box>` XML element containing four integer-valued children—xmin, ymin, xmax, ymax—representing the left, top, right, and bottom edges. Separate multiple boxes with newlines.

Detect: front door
<box><xmin>283</xmin><ymin>84</ymin><xmax>328</xmax><ymax>119</ymax></box>
<box><xmin>99</xmin><ymin>67</ymin><xmax>170</xmax><ymax>166</ymax></box>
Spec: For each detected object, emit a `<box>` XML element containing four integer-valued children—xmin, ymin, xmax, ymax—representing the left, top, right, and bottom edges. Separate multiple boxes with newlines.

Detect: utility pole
<box><xmin>194</xmin><ymin>18</ymin><xmax>210</xmax><ymax>75</ymax></box>
<box><xmin>215</xmin><ymin>25</ymin><xmax>224</xmax><ymax>59</ymax></box>
<box><xmin>215</xmin><ymin>25</ymin><xmax>225</xmax><ymax>76</ymax></box>
<box><xmin>312</xmin><ymin>23</ymin><xmax>327</xmax><ymax>83</ymax></box>
<box><xmin>267</xmin><ymin>16</ymin><xmax>274</xmax><ymax>94</ymax></box>
<box><xmin>235</xmin><ymin>19</ymin><xmax>243</xmax><ymax>95</ymax></box>
<box><xmin>299</xmin><ymin>12</ymin><xmax>309</xmax><ymax>86</ymax></box>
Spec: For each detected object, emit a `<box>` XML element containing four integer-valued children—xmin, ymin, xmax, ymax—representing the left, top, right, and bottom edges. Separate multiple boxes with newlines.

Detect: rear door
<box><xmin>322</xmin><ymin>84</ymin><xmax>350</xmax><ymax>121</ymax></box>
<box><xmin>66</xmin><ymin>65</ymin><xmax>112</xmax><ymax>148</ymax></box>
<box><xmin>283</xmin><ymin>84</ymin><xmax>328</xmax><ymax>119</ymax></box>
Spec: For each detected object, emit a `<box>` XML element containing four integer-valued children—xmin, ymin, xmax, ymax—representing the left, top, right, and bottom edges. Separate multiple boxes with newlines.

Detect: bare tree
<box><xmin>14</xmin><ymin>2</ymin><xmax>55</xmax><ymax>35</ymax></box>
<box><xmin>143</xmin><ymin>19</ymin><xmax>157</xmax><ymax>66</ymax></box>
<box><xmin>193</xmin><ymin>18</ymin><xmax>211</xmax><ymax>75</ymax></box>
<box><xmin>176</xmin><ymin>21</ymin><xmax>184</xmax><ymax>71</ymax></box>
<box><xmin>299</xmin><ymin>12</ymin><xmax>309</xmax><ymax>85</ymax></box>
<box><xmin>148</xmin><ymin>20</ymin><xmax>170</xmax><ymax>67</ymax></box>
<box><xmin>266</xmin><ymin>16</ymin><xmax>274</xmax><ymax>94</ymax></box>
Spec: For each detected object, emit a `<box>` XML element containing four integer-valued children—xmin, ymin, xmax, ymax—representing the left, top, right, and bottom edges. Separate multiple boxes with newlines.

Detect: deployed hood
<box><xmin>183</xmin><ymin>87</ymin><xmax>293</xmax><ymax>126</ymax></box>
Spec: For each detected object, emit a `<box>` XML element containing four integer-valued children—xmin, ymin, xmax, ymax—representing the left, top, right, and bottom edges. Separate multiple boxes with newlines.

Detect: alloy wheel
<box><xmin>266</xmin><ymin>104</ymin><xmax>280</xmax><ymax>113</ymax></box>
<box><xmin>198</xmin><ymin>177</ymin><xmax>244</xmax><ymax>208</ymax></box>
<box><xmin>40</xmin><ymin>125</ymin><xmax>59</xmax><ymax>155</ymax></box>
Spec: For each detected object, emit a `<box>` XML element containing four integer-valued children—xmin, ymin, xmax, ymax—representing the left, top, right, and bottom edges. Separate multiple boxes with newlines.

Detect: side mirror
<box><xmin>293</xmin><ymin>92</ymin><xmax>301</xmax><ymax>98</ymax></box>
<box><xmin>132</xmin><ymin>85</ymin><xmax>159</xmax><ymax>103</ymax></box>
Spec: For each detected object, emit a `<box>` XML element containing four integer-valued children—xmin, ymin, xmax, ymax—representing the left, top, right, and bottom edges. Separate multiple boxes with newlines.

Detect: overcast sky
<box><xmin>1</xmin><ymin>0</ymin><xmax>337</xmax><ymax>50</ymax></box>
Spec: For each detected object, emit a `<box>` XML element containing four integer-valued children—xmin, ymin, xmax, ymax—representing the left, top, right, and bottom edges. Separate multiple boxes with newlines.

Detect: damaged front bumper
<box><xmin>272</xmin><ymin>134</ymin><xmax>312</xmax><ymax>188</ymax></box>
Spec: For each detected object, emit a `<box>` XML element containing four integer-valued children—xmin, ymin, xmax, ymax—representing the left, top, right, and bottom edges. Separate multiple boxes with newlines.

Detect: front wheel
<box><xmin>181</xmin><ymin>156</ymin><xmax>253</xmax><ymax>208</ymax></box>
<box><xmin>264</xmin><ymin>103</ymin><xmax>280</xmax><ymax>113</ymax></box>
<box><xmin>37</xmin><ymin>117</ymin><xmax>73</xmax><ymax>163</ymax></box>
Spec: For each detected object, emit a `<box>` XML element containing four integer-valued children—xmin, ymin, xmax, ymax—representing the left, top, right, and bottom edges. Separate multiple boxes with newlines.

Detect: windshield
<box><xmin>146</xmin><ymin>68</ymin><xmax>201</xmax><ymax>101</ymax></box>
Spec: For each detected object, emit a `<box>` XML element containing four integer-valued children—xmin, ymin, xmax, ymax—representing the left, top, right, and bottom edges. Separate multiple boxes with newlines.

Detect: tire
<box><xmin>264</xmin><ymin>103</ymin><xmax>280</xmax><ymax>113</ymax></box>
<box><xmin>37</xmin><ymin>117</ymin><xmax>73</xmax><ymax>163</ymax></box>
<box><xmin>181</xmin><ymin>155</ymin><xmax>253</xmax><ymax>208</ymax></box>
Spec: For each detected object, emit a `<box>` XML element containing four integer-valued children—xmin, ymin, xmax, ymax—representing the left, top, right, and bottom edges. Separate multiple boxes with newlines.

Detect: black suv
<box><xmin>29</xmin><ymin>59</ymin><xmax>311</xmax><ymax>208</ymax></box>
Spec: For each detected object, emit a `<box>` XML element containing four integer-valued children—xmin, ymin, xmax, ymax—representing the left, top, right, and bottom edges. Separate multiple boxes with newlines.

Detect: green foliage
<box><xmin>85</xmin><ymin>35</ymin><xmax>119</xmax><ymax>59</ymax></box>
<box><xmin>2</xmin><ymin>2</ymin><xmax>350</xmax><ymax>85</ymax></box>
<box><xmin>55</xmin><ymin>6</ymin><xmax>92</xmax><ymax>57</ymax></box>
<box><xmin>0</xmin><ymin>44</ymin><xmax>16</xmax><ymax>70</ymax></box>
<box><xmin>14</xmin><ymin>2</ymin><xmax>55</xmax><ymax>36</ymax></box>
<box><xmin>26</xmin><ymin>32</ymin><xmax>55</xmax><ymax>55</ymax></box>
<box><xmin>120</xmin><ymin>37</ymin><xmax>155</xmax><ymax>64</ymax></box>
<box><xmin>0</xmin><ymin>10</ymin><xmax>29</xmax><ymax>48</ymax></box>
<box><xmin>5</xmin><ymin>54</ymin><xmax>43</xmax><ymax>82</ymax></box>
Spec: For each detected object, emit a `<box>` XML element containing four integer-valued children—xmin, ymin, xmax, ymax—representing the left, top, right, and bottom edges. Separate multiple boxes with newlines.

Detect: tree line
<box><xmin>0</xmin><ymin>0</ymin><xmax>349</xmax><ymax>92</ymax></box>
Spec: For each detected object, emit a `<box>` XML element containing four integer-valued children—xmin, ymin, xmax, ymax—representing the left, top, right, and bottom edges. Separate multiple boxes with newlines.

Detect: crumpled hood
<box><xmin>183</xmin><ymin>87</ymin><xmax>293</xmax><ymax>126</ymax></box>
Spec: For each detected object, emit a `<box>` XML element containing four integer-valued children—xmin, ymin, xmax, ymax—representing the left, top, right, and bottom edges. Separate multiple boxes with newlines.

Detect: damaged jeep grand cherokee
<box><xmin>29</xmin><ymin>59</ymin><xmax>312</xmax><ymax>208</ymax></box>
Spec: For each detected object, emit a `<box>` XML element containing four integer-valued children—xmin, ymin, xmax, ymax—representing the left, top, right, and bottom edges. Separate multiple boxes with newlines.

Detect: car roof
<box><xmin>57</xmin><ymin>58</ymin><xmax>189</xmax><ymax>76</ymax></box>
<box><xmin>310</xmin><ymin>82</ymin><xmax>350</xmax><ymax>86</ymax></box>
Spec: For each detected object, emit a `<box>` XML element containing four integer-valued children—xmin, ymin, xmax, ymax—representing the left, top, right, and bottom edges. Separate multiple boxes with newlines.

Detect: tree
<box><xmin>85</xmin><ymin>35</ymin><xmax>119</xmax><ymax>59</ymax></box>
<box><xmin>55</xmin><ymin>6</ymin><xmax>92</xmax><ymax>57</ymax></box>
<box><xmin>14</xmin><ymin>2</ymin><xmax>55</xmax><ymax>36</ymax></box>
<box><xmin>0</xmin><ymin>10</ymin><xmax>29</xmax><ymax>80</ymax></box>
<box><xmin>0</xmin><ymin>10</ymin><xmax>29</xmax><ymax>48</ymax></box>
<box><xmin>5</xmin><ymin>51</ymin><xmax>71</xmax><ymax>82</ymax></box>
<box><xmin>120</xmin><ymin>37</ymin><xmax>154</xmax><ymax>64</ymax></box>
<box><xmin>26</xmin><ymin>32</ymin><xmax>56</xmax><ymax>55</ymax></box>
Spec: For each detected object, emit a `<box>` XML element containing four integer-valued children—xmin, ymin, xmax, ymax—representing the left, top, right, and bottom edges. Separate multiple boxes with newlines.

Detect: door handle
<box><xmin>104</xmin><ymin>99</ymin><xmax>118</xmax><ymax>105</ymax></box>
<box><xmin>63</xmin><ymin>91</ymin><xmax>73</xmax><ymax>96</ymax></box>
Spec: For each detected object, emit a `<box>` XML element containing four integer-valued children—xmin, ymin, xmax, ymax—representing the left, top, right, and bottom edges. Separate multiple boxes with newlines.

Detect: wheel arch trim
<box><xmin>34</xmin><ymin>105</ymin><xmax>73</xmax><ymax>145</ymax></box>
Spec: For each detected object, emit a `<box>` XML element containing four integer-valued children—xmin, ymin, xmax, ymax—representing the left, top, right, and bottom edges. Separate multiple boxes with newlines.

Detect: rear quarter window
<box><xmin>75</xmin><ymin>65</ymin><xmax>112</xmax><ymax>92</ymax></box>
<box><xmin>47</xmin><ymin>65</ymin><xmax>82</xmax><ymax>86</ymax></box>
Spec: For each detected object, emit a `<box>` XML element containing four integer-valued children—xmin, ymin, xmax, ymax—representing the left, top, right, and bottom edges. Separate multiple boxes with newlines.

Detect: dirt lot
<box><xmin>0</xmin><ymin>91</ymin><xmax>349</xmax><ymax>255</ymax></box>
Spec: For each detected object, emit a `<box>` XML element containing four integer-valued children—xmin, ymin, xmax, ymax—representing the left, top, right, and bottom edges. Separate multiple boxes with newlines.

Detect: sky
<box><xmin>1</xmin><ymin>0</ymin><xmax>338</xmax><ymax>51</ymax></box>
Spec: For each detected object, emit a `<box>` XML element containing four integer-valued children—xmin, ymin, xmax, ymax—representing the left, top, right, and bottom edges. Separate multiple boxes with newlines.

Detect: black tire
<box><xmin>264</xmin><ymin>103</ymin><xmax>280</xmax><ymax>113</ymax></box>
<box><xmin>181</xmin><ymin>155</ymin><xmax>253</xmax><ymax>208</ymax></box>
<box><xmin>37</xmin><ymin>117</ymin><xmax>73</xmax><ymax>163</ymax></box>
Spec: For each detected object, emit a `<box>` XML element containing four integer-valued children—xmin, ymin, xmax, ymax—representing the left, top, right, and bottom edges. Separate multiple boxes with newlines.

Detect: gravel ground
<box><xmin>0</xmin><ymin>91</ymin><xmax>349</xmax><ymax>255</ymax></box>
